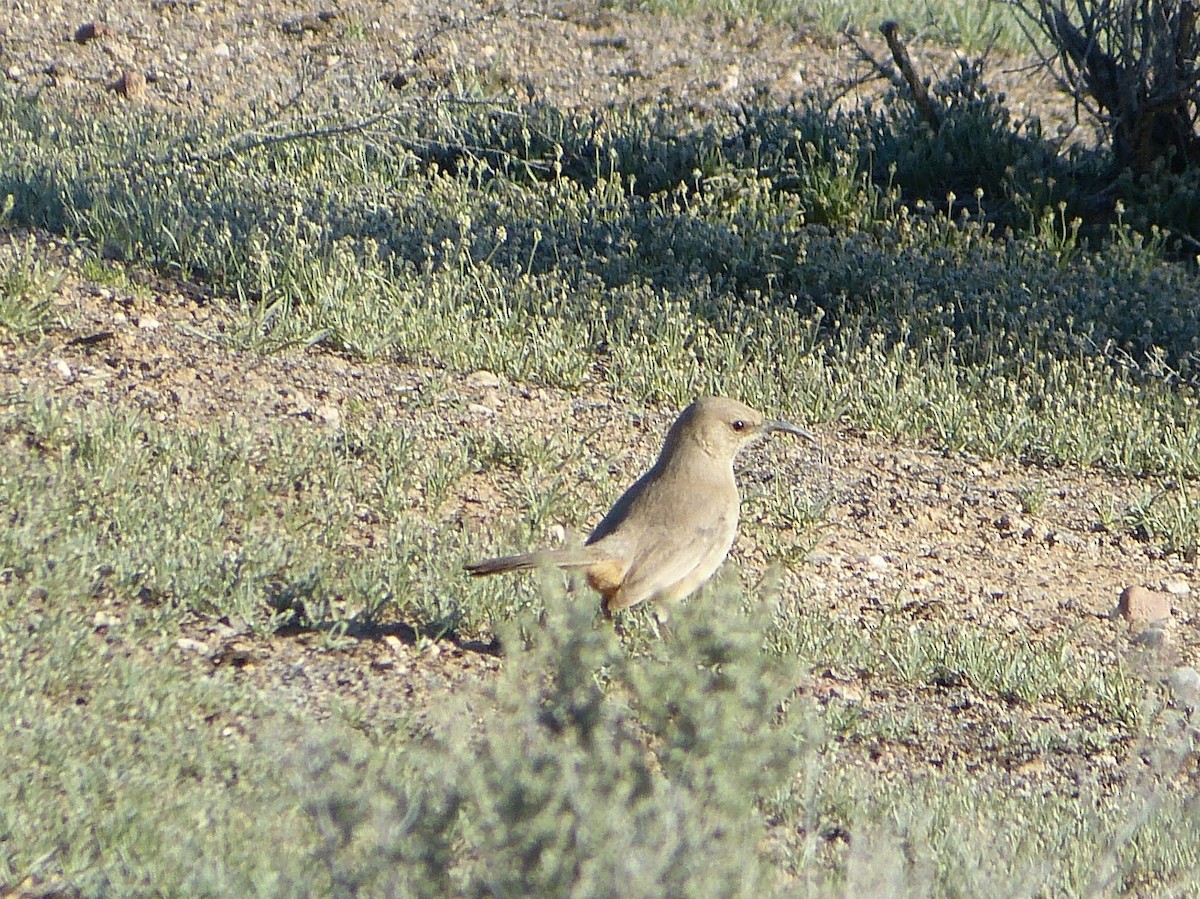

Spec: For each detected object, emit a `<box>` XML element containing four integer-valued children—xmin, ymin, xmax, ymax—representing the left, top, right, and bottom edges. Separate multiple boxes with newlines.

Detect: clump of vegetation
<box><xmin>0</xmin><ymin>209</ymin><xmax>64</xmax><ymax>341</ymax></box>
<box><xmin>1014</xmin><ymin>0</ymin><xmax>1200</xmax><ymax>175</ymax></box>
<box><xmin>375</xmin><ymin>596</ymin><xmax>797</xmax><ymax>897</ymax></box>
<box><xmin>1005</xmin><ymin>0</ymin><xmax>1200</xmax><ymax>245</ymax></box>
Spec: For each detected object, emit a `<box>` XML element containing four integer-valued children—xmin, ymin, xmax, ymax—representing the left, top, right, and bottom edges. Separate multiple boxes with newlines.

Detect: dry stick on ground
<box><xmin>880</xmin><ymin>20</ymin><xmax>941</xmax><ymax>130</ymax></box>
<box><xmin>840</xmin><ymin>28</ymin><xmax>917</xmax><ymax>106</ymax></box>
<box><xmin>154</xmin><ymin>96</ymin><xmax>551</xmax><ymax>175</ymax></box>
<box><xmin>840</xmin><ymin>37</ymin><xmax>895</xmax><ymax>89</ymax></box>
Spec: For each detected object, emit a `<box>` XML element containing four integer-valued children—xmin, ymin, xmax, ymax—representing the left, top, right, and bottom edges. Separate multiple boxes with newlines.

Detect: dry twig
<box><xmin>880</xmin><ymin>20</ymin><xmax>941</xmax><ymax>130</ymax></box>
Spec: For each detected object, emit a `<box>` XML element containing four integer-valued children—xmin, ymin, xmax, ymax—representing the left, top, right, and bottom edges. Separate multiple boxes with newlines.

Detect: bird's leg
<box><xmin>651</xmin><ymin>605</ymin><xmax>672</xmax><ymax>642</ymax></box>
<box><xmin>609</xmin><ymin>611</ymin><xmax>632</xmax><ymax>643</ymax></box>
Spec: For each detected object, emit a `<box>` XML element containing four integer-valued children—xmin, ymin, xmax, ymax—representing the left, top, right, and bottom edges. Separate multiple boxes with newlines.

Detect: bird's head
<box><xmin>663</xmin><ymin>396</ymin><xmax>814</xmax><ymax>463</ymax></box>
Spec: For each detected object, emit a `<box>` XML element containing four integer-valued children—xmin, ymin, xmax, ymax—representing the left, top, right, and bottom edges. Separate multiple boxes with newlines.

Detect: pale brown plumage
<box><xmin>465</xmin><ymin>396</ymin><xmax>812</xmax><ymax>616</ymax></box>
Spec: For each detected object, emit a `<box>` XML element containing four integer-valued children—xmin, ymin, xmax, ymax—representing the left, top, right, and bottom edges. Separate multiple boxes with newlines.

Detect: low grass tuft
<box><xmin>0</xmin><ymin>227</ymin><xmax>65</xmax><ymax>341</ymax></box>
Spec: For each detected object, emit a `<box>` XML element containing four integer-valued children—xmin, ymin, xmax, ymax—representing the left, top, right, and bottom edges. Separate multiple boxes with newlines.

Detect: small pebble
<box><xmin>92</xmin><ymin>611</ymin><xmax>121</xmax><ymax>629</ymax></box>
<box><xmin>383</xmin><ymin>635</ymin><xmax>406</xmax><ymax>654</ymax></box>
<box><xmin>212</xmin><ymin>622</ymin><xmax>240</xmax><ymax>640</ymax></box>
<box><xmin>466</xmin><ymin>369</ymin><xmax>502</xmax><ymax>390</ymax></box>
<box><xmin>1132</xmin><ymin>626</ymin><xmax>1168</xmax><ymax>648</ymax></box>
<box><xmin>74</xmin><ymin>22</ymin><xmax>112</xmax><ymax>43</ymax></box>
<box><xmin>109</xmin><ymin>70</ymin><xmax>147</xmax><ymax>99</ymax></box>
<box><xmin>995</xmin><ymin>512</ymin><xmax>1027</xmax><ymax>533</ymax></box>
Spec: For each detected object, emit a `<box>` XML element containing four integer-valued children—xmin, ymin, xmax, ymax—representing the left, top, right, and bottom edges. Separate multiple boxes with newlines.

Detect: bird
<box><xmin>465</xmin><ymin>396</ymin><xmax>813</xmax><ymax>617</ymax></box>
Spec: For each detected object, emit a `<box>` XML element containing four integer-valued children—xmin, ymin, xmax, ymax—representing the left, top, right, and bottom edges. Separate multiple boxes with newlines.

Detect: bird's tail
<box><xmin>464</xmin><ymin>546</ymin><xmax>607</xmax><ymax>577</ymax></box>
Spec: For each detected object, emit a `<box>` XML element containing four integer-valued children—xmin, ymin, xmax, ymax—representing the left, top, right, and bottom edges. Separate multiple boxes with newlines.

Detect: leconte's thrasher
<box><xmin>465</xmin><ymin>396</ymin><xmax>813</xmax><ymax>616</ymax></box>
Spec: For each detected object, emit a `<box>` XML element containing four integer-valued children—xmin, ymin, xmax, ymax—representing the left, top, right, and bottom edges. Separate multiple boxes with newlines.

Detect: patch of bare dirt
<box><xmin>2</xmin><ymin>0</ymin><xmax>1085</xmax><ymax>137</ymax></box>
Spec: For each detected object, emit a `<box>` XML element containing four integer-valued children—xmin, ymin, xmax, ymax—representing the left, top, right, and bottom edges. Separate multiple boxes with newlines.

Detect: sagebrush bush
<box><xmin>1013</xmin><ymin>0</ymin><xmax>1200</xmax><ymax>174</ymax></box>
<box><xmin>276</xmin><ymin>591</ymin><xmax>800</xmax><ymax>897</ymax></box>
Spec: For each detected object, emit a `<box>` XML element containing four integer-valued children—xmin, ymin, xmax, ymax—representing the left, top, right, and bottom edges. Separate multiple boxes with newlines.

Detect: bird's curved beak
<box><xmin>767</xmin><ymin>420</ymin><xmax>816</xmax><ymax>441</ymax></box>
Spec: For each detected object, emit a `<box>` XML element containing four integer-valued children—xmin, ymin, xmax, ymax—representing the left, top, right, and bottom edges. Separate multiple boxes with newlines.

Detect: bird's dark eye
<box><xmin>731</xmin><ymin>420</ymin><xmax>746</xmax><ymax>432</ymax></box>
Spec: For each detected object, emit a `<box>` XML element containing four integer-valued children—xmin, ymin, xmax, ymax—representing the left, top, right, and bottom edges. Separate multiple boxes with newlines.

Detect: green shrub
<box><xmin>276</xmin><ymin>591</ymin><xmax>799</xmax><ymax>897</ymax></box>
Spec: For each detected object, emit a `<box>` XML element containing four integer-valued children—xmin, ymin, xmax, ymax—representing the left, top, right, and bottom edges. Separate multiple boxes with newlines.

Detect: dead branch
<box><xmin>1010</xmin><ymin>0</ymin><xmax>1200</xmax><ymax>172</ymax></box>
<box><xmin>880</xmin><ymin>20</ymin><xmax>941</xmax><ymax>130</ymax></box>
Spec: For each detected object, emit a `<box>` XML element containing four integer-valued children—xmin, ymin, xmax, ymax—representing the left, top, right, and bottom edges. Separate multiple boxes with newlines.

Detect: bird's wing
<box><xmin>604</xmin><ymin>520</ymin><xmax>732</xmax><ymax>612</ymax></box>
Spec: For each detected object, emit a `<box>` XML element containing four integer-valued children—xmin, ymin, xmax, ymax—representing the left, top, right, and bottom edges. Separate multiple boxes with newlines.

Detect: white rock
<box><xmin>92</xmin><ymin>611</ymin><xmax>121</xmax><ymax>629</ymax></box>
<box><xmin>466</xmin><ymin>369</ymin><xmax>502</xmax><ymax>389</ymax></box>
<box><xmin>1167</xmin><ymin>667</ymin><xmax>1200</xmax><ymax>706</ymax></box>
<box><xmin>176</xmin><ymin>637</ymin><xmax>210</xmax><ymax>655</ymax></box>
<box><xmin>383</xmin><ymin>634</ymin><xmax>406</xmax><ymax>654</ymax></box>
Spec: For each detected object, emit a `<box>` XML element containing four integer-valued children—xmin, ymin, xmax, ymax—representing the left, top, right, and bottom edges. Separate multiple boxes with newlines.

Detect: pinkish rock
<box><xmin>109</xmin><ymin>69</ymin><xmax>146</xmax><ymax>99</ymax></box>
<box><xmin>1117</xmin><ymin>585</ymin><xmax>1171</xmax><ymax>626</ymax></box>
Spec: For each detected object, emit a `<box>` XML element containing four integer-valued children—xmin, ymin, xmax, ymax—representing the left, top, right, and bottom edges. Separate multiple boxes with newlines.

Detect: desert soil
<box><xmin>1</xmin><ymin>0</ymin><xmax>1195</xmax><ymax>798</ymax></box>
